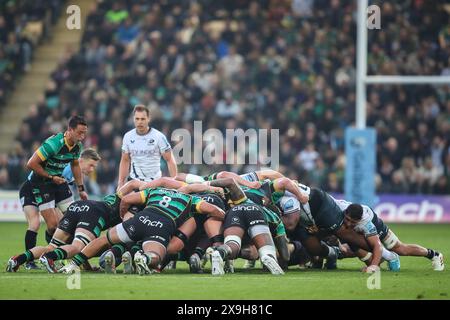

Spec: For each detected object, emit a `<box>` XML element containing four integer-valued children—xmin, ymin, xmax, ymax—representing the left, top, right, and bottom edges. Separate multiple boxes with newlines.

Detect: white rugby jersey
<box><xmin>331</xmin><ymin>197</ymin><xmax>378</xmax><ymax>237</ymax></box>
<box><xmin>122</xmin><ymin>128</ymin><xmax>172</xmax><ymax>181</ymax></box>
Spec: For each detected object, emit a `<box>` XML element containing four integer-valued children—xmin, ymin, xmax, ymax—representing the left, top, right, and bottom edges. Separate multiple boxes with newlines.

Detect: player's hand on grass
<box><xmin>362</xmin><ymin>265</ymin><xmax>379</xmax><ymax>273</ymax></box>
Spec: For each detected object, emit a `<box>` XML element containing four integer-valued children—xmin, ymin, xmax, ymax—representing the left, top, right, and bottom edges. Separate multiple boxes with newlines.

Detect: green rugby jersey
<box><xmin>139</xmin><ymin>188</ymin><xmax>203</xmax><ymax>226</ymax></box>
<box><xmin>261</xmin><ymin>206</ymin><xmax>286</xmax><ymax>238</ymax></box>
<box><xmin>243</xmin><ymin>180</ymin><xmax>284</xmax><ymax>208</ymax></box>
<box><xmin>102</xmin><ymin>193</ymin><xmax>123</xmax><ymax>227</ymax></box>
<box><xmin>242</xmin><ymin>198</ymin><xmax>286</xmax><ymax>238</ymax></box>
<box><xmin>29</xmin><ymin>132</ymin><xmax>82</xmax><ymax>183</ymax></box>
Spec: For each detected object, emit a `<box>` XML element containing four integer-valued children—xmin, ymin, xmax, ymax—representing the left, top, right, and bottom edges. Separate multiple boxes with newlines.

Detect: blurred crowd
<box><xmin>0</xmin><ymin>0</ymin><xmax>65</xmax><ymax>106</ymax></box>
<box><xmin>1</xmin><ymin>0</ymin><xmax>449</xmax><ymax>196</ymax></box>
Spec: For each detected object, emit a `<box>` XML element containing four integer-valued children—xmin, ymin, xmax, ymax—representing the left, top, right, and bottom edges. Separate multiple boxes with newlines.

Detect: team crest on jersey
<box><xmin>61</xmin><ymin>219</ymin><xmax>69</xmax><ymax>227</ymax></box>
<box><xmin>148</xmin><ymin>139</ymin><xmax>155</xmax><ymax>145</ymax></box>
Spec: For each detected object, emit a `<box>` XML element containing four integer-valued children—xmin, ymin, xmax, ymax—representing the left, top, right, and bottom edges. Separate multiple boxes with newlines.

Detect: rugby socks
<box><xmin>216</xmin><ymin>244</ymin><xmax>232</xmax><ymax>260</ymax></box>
<box><xmin>194</xmin><ymin>247</ymin><xmax>206</xmax><ymax>259</ymax></box>
<box><xmin>45</xmin><ymin>230</ymin><xmax>52</xmax><ymax>244</ymax></box>
<box><xmin>110</xmin><ymin>244</ymin><xmax>126</xmax><ymax>260</ymax></box>
<box><xmin>426</xmin><ymin>249</ymin><xmax>438</xmax><ymax>259</ymax></box>
<box><xmin>25</xmin><ymin>230</ymin><xmax>38</xmax><ymax>250</ymax></box>
<box><xmin>44</xmin><ymin>248</ymin><xmax>68</xmax><ymax>261</ymax></box>
<box><xmin>72</xmin><ymin>253</ymin><xmax>88</xmax><ymax>266</ymax></box>
<box><xmin>16</xmin><ymin>250</ymin><xmax>34</xmax><ymax>265</ymax></box>
<box><xmin>130</xmin><ymin>244</ymin><xmax>141</xmax><ymax>257</ymax></box>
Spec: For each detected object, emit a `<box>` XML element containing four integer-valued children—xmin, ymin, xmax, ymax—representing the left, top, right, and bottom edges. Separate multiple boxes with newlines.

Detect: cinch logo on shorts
<box><xmin>139</xmin><ymin>215</ymin><xmax>163</xmax><ymax>228</ymax></box>
<box><xmin>69</xmin><ymin>204</ymin><xmax>90</xmax><ymax>212</ymax></box>
<box><xmin>233</xmin><ymin>205</ymin><xmax>258</xmax><ymax>211</ymax></box>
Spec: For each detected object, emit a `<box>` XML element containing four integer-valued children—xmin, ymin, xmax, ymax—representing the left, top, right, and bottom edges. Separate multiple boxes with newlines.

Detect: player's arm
<box><xmin>216</xmin><ymin>171</ymin><xmax>261</xmax><ymax>189</ymax></box>
<box><xmin>175</xmin><ymin>173</ymin><xmax>206</xmax><ymax>184</ymax></box>
<box><xmin>178</xmin><ymin>183</ymin><xmax>225</xmax><ymax>198</ymax></box>
<box><xmin>162</xmin><ymin>150</ymin><xmax>178</xmax><ymax>177</ymax></box>
<box><xmin>71</xmin><ymin>159</ymin><xmax>87</xmax><ymax>200</ymax></box>
<box><xmin>257</xmin><ymin>169</ymin><xmax>284</xmax><ymax>180</ymax></box>
<box><xmin>117</xmin><ymin>179</ymin><xmax>147</xmax><ymax>197</ymax></box>
<box><xmin>119</xmin><ymin>191</ymin><xmax>146</xmax><ymax>219</ymax></box>
<box><xmin>195</xmin><ymin>200</ymin><xmax>225</xmax><ymax>220</ymax></box>
<box><xmin>208</xmin><ymin>178</ymin><xmax>247</xmax><ymax>204</ymax></box>
<box><xmin>117</xmin><ymin>151</ymin><xmax>131</xmax><ymax>191</ymax></box>
<box><xmin>27</xmin><ymin>150</ymin><xmax>67</xmax><ymax>185</ymax></box>
<box><xmin>273</xmin><ymin>178</ymin><xmax>309</xmax><ymax>204</ymax></box>
<box><xmin>364</xmin><ymin>234</ymin><xmax>383</xmax><ymax>271</ymax></box>
<box><xmin>274</xmin><ymin>234</ymin><xmax>290</xmax><ymax>269</ymax></box>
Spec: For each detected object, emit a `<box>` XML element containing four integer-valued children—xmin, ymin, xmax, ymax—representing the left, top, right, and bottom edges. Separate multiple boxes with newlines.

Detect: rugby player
<box><xmin>206</xmin><ymin>178</ymin><xmax>288</xmax><ymax>275</ymax></box>
<box><xmin>7</xmin><ymin>192</ymin><xmax>123</xmax><ymax>273</ymax></box>
<box><xmin>20</xmin><ymin>147</ymin><xmax>100</xmax><ymax>270</ymax></box>
<box><xmin>99</xmin><ymin>178</ymin><xmax>226</xmax><ymax>273</ymax></box>
<box><xmin>333</xmin><ymin>198</ymin><xmax>444</xmax><ymax>271</ymax></box>
<box><xmin>59</xmin><ymin>188</ymin><xmax>225</xmax><ymax>275</ymax></box>
<box><xmin>19</xmin><ymin>116</ymin><xmax>87</xmax><ymax>255</ymax></box>
<box><xmin>117</xmin><ymin>105</ymin><xmax>177</xmax><ymax>190</ymax></box>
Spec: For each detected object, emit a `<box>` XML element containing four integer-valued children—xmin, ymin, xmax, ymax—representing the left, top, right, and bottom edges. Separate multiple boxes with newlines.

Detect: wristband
<box><xmin>78</xmin><ymin>185</ymin><xmax>85</xmax><ymax>192</ymax></box>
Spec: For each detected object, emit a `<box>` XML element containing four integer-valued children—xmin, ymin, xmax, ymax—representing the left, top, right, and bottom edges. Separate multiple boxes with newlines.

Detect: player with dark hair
<box><xmin>333</xmin><ymin>198</ymin><xmax>444</xmax><ymax>271</ymax></box>
<box><xmin>17</xmin><ymin>116</ymin><xmax>88</xmax><ymax>269</ymax></box>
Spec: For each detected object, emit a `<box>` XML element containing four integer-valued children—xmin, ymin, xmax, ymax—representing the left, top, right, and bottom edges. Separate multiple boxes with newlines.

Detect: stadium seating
<box><xmin>1</xmin><ymin>0</ymin><xmax>449</xmax><ymax>195</ymax></box>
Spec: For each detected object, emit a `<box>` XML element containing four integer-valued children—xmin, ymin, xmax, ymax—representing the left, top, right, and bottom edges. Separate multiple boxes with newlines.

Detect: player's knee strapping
<box><xmin>224</xmin><ymin>235</ymin><xmax>241</xmax><ymax>251</ymax></box>
<box><xmin>106</xmin><ymin>230</ymin><xmax>115</xmax><ymax>246</ymax></box>
<box><xmin>74</xmin><ymin>232</ymin><xmax>92</xmax><ymax>246</ymax></box>
<box><xmin>248</xmin><ymin>224</ymin><xmax>271</xmax><ymax>238</ymax></box>
<box><xmin>111</xmin><ymin>243</ymin><xmax>126</xmax><ymax>258</ymax></box>
<box><xmin>50</xmin><ymin>237</ymin><xmax>67</xmax><ymax>248</ymax></box>
<box><xmin>174</xmin><ymin>230</ymin><xmax>189</xmax><ymax>247</ymax></box>
<box><xmin>209</xmin><ymin>234</ymin><xmax>224</xmax><ymax>244</ymax></box>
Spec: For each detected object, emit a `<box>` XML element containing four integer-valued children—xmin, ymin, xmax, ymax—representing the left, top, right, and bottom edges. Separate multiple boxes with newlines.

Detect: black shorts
<box><xmin>310</xmin><ymin>189</ymin><xmax>344</xmax><ymax>234</ymax></box>
<box><xmin>59</xmin><ymin>200</ymin><xmax>110</xmax><ymax>237</ymax></box>
<box><xmin>20</xmin><ymin>180</ymin><xmax>73</xmax><ymax>210</ymax></box>
<box><xmin>288</xmin><ymin>225</ymin><xmax>315</xmax><ymax>242</ymax></box>
<box><xmin>223</xmin><ymin>203</ymin><xmax>266</xmax><ymax>231</ymax></box>
<box><xmin>119</xmin><ymin>207</ymin><xmax>176</xmax><ymax>248</ymax></box>
<box><xmin>191</xmin><ymin>193</ymin><xmax>226</xmax><ymax>227</ymax></box>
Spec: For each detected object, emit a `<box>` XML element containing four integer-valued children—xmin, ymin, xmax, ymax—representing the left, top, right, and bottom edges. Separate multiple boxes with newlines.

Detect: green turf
<box><xmin>0</xmin><ymin>222</ymin><xmax>449</xmax><ymax>300</ymax></box>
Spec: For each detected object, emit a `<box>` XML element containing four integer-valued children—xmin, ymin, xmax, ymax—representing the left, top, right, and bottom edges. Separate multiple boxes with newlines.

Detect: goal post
<box><xmin>347</xmin><ymin>0</ymin><xmax>450</xmax><ymax>206</ymax></box>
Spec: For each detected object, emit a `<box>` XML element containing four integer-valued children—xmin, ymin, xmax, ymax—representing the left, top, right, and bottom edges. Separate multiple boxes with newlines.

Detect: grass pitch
<box><xmin>0</xmin><ymin>222</ymin><xmax>449</xmax><ymax>300</ymax></box>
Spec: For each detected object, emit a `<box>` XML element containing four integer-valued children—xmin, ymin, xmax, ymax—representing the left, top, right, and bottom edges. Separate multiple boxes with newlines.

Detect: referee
<box><xmin>117</xmin><ymin>105</ymin><xmax>177</xmax><ymax>190</ymax></box>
